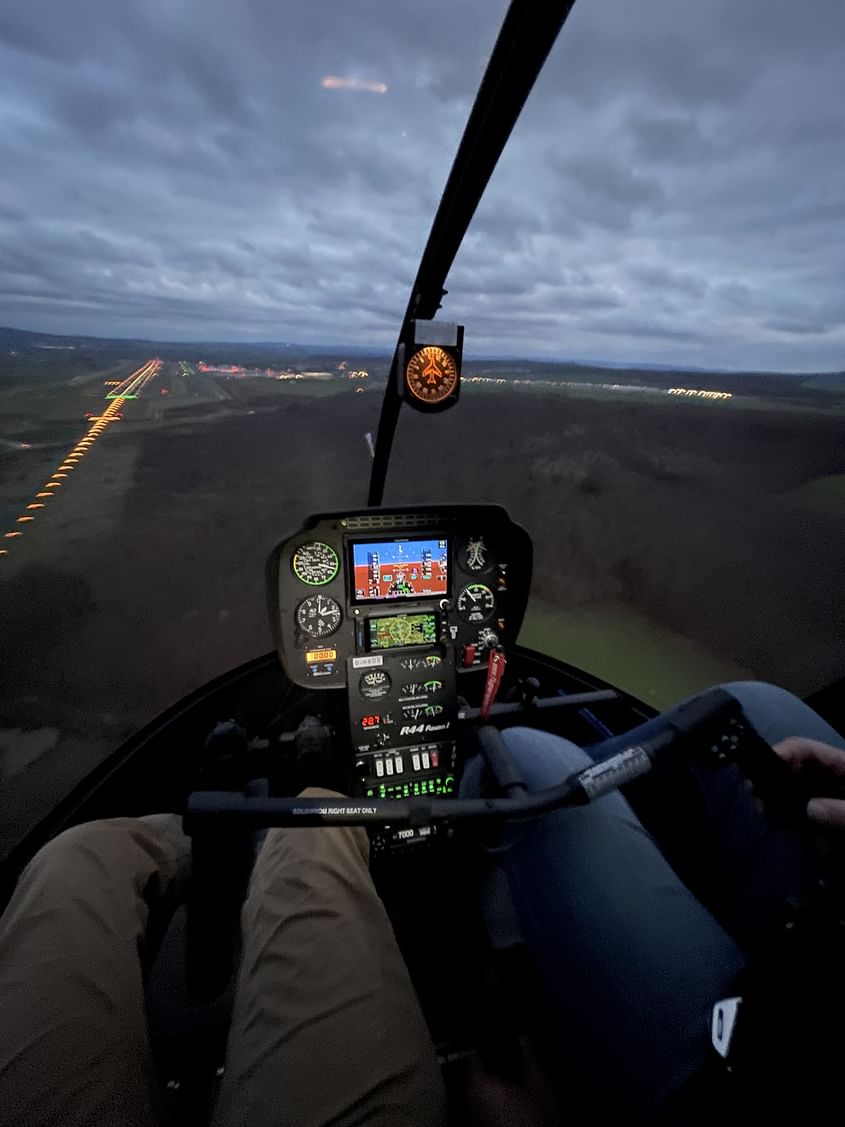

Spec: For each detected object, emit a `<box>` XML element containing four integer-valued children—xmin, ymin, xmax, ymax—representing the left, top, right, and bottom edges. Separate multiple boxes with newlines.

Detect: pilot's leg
<box><xmin>588</xmin><ymin>680</ymin><xmax>844</xmax><ymax>950</ymax></box>
<box><xmin>587</xmin><ymin>679</ymin><xmax>844</xmax><ymax>761</ymax></box>
<box><xmin>461</xmin><ymin>731</ymin><xmax>746</xmax><ymax>1126</ymax></box>
<box><xmin>721</xmin><ymin>678</ymin><xmax>844</xmax><ymax>750</ymax></box>
<box><xmin>212</xmin><ymin>788</ymin><xmax>447</xmax><ymax>1127</ymax></box>
<box><xmin>0</xmin><ymin>814</ymin><xmax>190</xmax><ymax>1127</ymax></box>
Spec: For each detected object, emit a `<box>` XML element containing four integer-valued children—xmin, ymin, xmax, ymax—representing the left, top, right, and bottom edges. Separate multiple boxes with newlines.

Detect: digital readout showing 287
<box><xmin>353</xmin><ymin>538</ymin><xmax>447</xmax><ymax>601</ymax></box>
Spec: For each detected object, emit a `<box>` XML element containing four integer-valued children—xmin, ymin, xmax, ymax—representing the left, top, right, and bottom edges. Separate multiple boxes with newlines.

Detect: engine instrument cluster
<box><xmin>268</xmin><ymin>506</ymin><xmax>532</xmax><ymax>808</ymax></box>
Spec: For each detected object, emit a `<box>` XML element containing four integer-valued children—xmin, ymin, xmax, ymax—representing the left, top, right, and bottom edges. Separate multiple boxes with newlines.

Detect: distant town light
<box><xmin>668</xmin><ymin>388</ymin><xmax>732</xmax><ymax>400</ymax></box>
<box><xmin>321</xmin><ymin>75</ymin><xmax>388</xmax><ymax>94</ymax></box>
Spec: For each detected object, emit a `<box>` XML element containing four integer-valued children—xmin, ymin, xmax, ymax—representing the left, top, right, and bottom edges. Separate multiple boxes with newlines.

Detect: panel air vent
<box><xmin>343</xmin><ymin>513</ymin><xmax>445</xmax><ymax>530</ymax></box>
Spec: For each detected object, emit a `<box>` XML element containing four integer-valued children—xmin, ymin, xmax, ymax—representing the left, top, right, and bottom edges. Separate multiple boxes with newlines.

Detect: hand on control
<box><xmin>773</xmin><ymin>737</ymin><xmax>845</xmax><ymax>829</ymax></box>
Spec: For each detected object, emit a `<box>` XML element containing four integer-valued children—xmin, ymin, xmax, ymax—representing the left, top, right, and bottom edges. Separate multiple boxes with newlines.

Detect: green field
<box><xmin>463</xmin><ymin>376</ymin><xmax>844</xmax><ymax>416</ymax></box>
<box><xmin>793</xmin><ymin>473</ymin><xmax>845</xmax><ymax>515</ymax></box>
<box><xmin>519</xmin><ymin>599</ymin><xmax>751</xmax><ymax>710</ymax></box>
<box><xmin>222</xmin><ymin>376</ymin><xmax>352</xmax><ymax>399</ymax></box>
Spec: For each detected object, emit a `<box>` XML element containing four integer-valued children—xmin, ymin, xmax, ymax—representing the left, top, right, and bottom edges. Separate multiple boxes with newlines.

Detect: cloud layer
<box><xmin>1</xmin><ymin>0</ymin><xmax>844</xmax><ymax>369</ymax></box>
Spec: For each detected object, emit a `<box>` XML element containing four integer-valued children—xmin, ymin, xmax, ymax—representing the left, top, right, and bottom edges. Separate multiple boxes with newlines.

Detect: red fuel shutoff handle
<box><xmin>481</xmin><ymin>648</ymin><xmax>506</xmax><ymax>719</ymax></box>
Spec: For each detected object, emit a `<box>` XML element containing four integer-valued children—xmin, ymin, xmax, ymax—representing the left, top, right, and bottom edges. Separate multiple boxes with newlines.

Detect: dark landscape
<box><xmin>1</xmin><ymin>329</ymin><xmax>844</xmax><ymax>854</ymax></box>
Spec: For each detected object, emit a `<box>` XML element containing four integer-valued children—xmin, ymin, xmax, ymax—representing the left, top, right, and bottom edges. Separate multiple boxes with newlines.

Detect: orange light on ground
<box><xmin>1</xmin><ymin>361</ymin><xmax>152</xmax><ymax>558</ymax></box>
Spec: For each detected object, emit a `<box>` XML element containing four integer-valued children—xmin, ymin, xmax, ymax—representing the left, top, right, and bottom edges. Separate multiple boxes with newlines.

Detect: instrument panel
<box><xmin>267</xmin><ymin>506</ymin><xmax>532</xmax><ymax>800</ymax></box>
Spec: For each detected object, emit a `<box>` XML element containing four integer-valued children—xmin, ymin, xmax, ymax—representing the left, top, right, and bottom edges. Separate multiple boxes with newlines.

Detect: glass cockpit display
<box><xmin>352</xmin><ymin>538</ymin><xmax>447</xmax><ymax>601</ymax></box>
<box><xmin>368</xmin><ymin>612</ymin><xmax>438</xmax><ymax>650</ymax></box>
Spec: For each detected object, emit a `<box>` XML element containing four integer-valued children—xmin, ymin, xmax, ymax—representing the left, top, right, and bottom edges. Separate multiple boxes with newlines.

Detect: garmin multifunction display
<box><xmin>352</xmin><ymin>538</ymin><xmax>447</xmax><ymax>601</ymax></box>
<box><xmin>368</xmin><ymin>612</ymin><xmax>437</xmax><ymax>650</ymax></box>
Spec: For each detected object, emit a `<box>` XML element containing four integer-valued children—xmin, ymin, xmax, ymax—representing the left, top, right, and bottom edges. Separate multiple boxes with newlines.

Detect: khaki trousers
<box><xmin>0</xmin><ymin>794</ymin><xmax>446</xmax><ymax>1127</ymax></box>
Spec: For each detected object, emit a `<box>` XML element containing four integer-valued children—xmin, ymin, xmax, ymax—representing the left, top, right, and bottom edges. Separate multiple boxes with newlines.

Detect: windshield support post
<box><xmin>367</xmin><ymin>0</ymin><xmax>579</xmax><ymax>506</ymax></box>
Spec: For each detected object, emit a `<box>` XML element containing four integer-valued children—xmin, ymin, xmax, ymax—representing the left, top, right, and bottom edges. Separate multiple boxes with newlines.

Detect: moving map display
<box><xmin>368</xmin><ymin>613</ymin><xmax>438</xmax><ymax>650</ymax></box>
<box><xmin>352</xmin><ymin>538</ymin><xmax>447</xmax><ymax>600</ymax></box>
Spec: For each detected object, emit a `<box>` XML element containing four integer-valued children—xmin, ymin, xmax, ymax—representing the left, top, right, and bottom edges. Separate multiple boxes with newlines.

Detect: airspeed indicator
<box><xmin>292</xmin><ymin>541</ymin><xmax>339</xmax><ymax>586</ymax></box>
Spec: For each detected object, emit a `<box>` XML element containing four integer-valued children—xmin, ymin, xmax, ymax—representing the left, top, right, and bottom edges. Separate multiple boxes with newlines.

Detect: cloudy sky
<box><xmin>1</xmin><ymin>0</ymin><xmax>843</xmax><ymax>370</ymax></box>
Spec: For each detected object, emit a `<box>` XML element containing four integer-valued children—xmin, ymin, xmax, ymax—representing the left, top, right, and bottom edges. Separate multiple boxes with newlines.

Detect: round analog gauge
<box><xmin>296</xmin><ymin>595</ymin><xmax>342</xmax><ymax>638</ymax></box>
<box><xmin>405</xmin><ymin>346</ymin><xmax>458</xmax><ymax>405</ymax></box>
<box><xmin>292</xmin><ymin>541</ymin><xmax>339</xmax><ymax>586</ymax></box>
<box><xmin>359</xmin><ymin>669</ymin><xmax>391</xmax><ymax>700</ymax></box>
<box><xmin>459</xmin><ymin>535</ymin><xmax>494</xmax><ymax>574</ymax></box>
<box><xmin>457</xmin><ymin>583</ymin><xmax>496</xmax><ymax>623</ymax></box>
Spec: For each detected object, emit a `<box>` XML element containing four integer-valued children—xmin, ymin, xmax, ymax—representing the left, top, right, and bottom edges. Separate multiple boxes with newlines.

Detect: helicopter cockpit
<box><xmin>2</xmin><ymin>2</ymin><xmax>844</xmax><ymax>1124</ymax></box>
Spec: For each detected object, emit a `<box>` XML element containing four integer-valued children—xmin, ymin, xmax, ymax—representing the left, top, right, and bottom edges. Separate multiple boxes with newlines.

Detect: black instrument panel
<box><xmin>268</xmin><ymin>506</ymin><xmax>531</xmax><ymax>805</ymax></box>
<box><xmin>267</xmin><ymin>505</ymin><xmax>532</xmax><ymax>692</ymax></box>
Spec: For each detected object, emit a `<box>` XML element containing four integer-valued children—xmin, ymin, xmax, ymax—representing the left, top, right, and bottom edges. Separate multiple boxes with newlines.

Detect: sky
<box><xmin>1</xmin><ymin>0</ymin><xmax>844</xmax><ymax>371</ymax></box>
